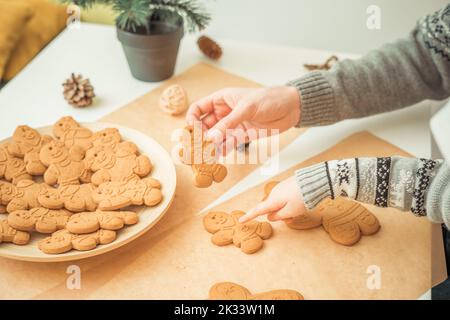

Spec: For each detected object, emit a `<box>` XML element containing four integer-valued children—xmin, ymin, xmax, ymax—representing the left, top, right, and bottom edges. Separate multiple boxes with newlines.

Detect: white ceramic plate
<box><xmin>0</xmin><ymin>122</ymin><xmax>176</xmax><ymax>262</ymax></box>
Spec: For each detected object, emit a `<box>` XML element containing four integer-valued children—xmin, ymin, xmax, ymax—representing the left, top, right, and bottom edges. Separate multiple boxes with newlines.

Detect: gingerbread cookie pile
<box><xmin>0</xmin><ymin>116</ymin><xmax>163</xmax><ymax>254</ymax></box>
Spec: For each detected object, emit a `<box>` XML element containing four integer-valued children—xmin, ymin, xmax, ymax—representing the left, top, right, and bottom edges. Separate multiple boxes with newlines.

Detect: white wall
<box><xmin>205</xmin><ymin>0</ymin><xmax>448</xmax><ymax>54</ymax></box>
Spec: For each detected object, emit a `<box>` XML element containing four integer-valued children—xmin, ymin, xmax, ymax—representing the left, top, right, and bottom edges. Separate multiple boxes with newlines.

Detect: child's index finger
<box><xmin>239</xmin><ymin>200</ymin><xmax>284</xmax><ymax>223</ymax></box>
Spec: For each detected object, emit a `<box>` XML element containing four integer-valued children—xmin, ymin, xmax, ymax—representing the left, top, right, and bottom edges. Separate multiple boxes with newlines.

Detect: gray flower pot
<box><xmin>117</xmin><ymin>19</ymin><xmax>184</xmax><ymax>82</ymax></box>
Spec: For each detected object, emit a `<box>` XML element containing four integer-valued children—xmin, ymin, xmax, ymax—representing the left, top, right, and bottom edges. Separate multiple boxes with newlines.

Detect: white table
<box><xmin>0</xmin><ymin>22</ymin><xmax>443</xmax><ymax>299</ymax></box>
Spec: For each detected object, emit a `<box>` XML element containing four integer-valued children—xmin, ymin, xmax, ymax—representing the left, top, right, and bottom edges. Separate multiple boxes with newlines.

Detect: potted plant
<box><xmin>62</xmin><ymin>0</ymin><xmax>210</xmax><ymax>81</ymax></box>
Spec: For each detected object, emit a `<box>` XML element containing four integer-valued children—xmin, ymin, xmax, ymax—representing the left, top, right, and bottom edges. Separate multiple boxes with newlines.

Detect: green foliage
<box><xmin>114</xmin><ymin>0</ymin><xmax>152</xmax><ymax>32</ymax></box>
<box><xmin>60</xmin><ymin>0</ymin><xmax>210</xmax><ymax>33</ymax></box>
<box><xmin>149</xmin><ymin>0</ymin><xmax>210</xmax><ymax>32</ymax></box>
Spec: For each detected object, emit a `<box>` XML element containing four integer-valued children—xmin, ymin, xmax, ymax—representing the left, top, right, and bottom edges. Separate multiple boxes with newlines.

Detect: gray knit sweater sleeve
<box><xmin>288</xmin><ymin>5</ymin><xmax>450</xmax><ymax>127</ymax></box>
<box><xmin>295</xmin><ymin>157</ymin><xmax>450</xmax><ymax>227</ymax></box>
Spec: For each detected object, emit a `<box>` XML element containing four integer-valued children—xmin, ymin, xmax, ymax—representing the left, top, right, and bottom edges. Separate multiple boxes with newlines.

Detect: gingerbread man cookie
<box><xmin>66</xmin><ymin>210</ymin><xmax>138</xmax><ymax>234</ymax></box>
<box><xmin>0</xmin><ymin>144</ymin><xmax>32</xmax><ymax>184</ymax></box>
<box><xmin>262</xmin><ymin>181</ymin><xmax>322</xmax><ymax>230</ymax></box>
<box><xmin>0</xmin><ymin>181</ymin><xmax>16</xmax><ymax>214</ymax></box>
<box><xmin>90</xmin><ymin>128</ymin><xmax>138</xmax><ymax>153</ymax></box>
<box><xmin>38</xmin><ymin>183</ymin><xmax>97</xmax><ymax>212</ymax></box>
<box><xmin>53</xmin><ymin>116</ymin><xmax>93</xmax><ymax>151</ymax></box>
<box><xmin>39</xmin><ymin>141</ymin><xmax>91</xmax><ymax>186</ymax></box>
<box><xmin>92</xmin><ymin>177</ymin><xmax>163</xmax><ymax>210</ymax></box>
<box><xmin>209</xmin><ymin>282</ymin><xmax>304</xmax><ymax>300</ymax></box>
<box><xmin>85</xmin><ymin>143</ymin><xmax>152</xmax><ymax>186</ymax></box>
<box><xmin>8</xmin><ymin>207</ymin><xmax>71</xmax><ymax>234</ymax></box>
<box><xmin>320</xmin><ymin>197</ymin><xmax>380</xmax><ymax>246</ymax></box>
<box><xmin>38</xmin><ymin>229</ymin><xmax>116</xmax><ymax>254</ymax></box>
<box><xmin>203</xmin><ymin>210</ymin><xmax>272</xmax><ymax>254</ymax></box>
<box><xmin>0</xmin><ymin>219</ymin><xmax>30</xmax><ymax>245</ymax></box>
<box><xmin>7</xmin><ymin>125</ymin><xmax>53</xmax><ymax>175</ymax></box>
<box><xmin>159</xmin><ymin>84</ymin><xmax>188</xmax><ymax>115</ymax></box>
<box><xmin>180</xmin><ymin>125</ymin><xmax>227</xmax><ymax>188</ymax></box>
<box><xmin>3</xmin><ymin>179</ymin><xmax>50</xmax><ymax>213</ymax></box>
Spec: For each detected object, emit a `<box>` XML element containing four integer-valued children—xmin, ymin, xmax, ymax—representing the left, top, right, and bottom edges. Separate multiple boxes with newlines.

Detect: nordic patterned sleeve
<box><xmin>295</xmin><ymin>157</ymin><xmax>450</xmax><ymax>226</ymax></box>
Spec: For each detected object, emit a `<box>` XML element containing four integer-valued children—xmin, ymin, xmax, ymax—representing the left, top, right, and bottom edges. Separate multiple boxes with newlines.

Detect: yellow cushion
<box><xmin>81</xmin><ymin>4</ymin><xmax>116</xmax><ymax>25</ymax></box>
<box><xmin>3</xmin><ymin>0</ymin><xmax>67</xmax><ymax>81</ymax></box>
<box><xmin>0</xmin><ymin>1</ymin><xmax>33</xmax><ymax>81</ymax></box>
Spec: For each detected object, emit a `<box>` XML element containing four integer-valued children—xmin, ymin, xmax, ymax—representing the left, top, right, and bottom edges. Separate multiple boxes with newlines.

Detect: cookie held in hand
<box><xmin>8</xmin><ymin>207</ymin><xmax>71</xmax><ymax>234</ymax></box>
<box><xmin>0</xmin><ymin>219</ymin><xmax>30</xmax><ymax>245</ymax></box>
<box><xmin>180</xmin><ymin>125</ymin><xmax>227</xmax><ymax>188</ymax></box>
<box><xmin>203</xmin><ymin>210</ymin><xmax>272</xmax><ymax>254</ymax></box>
<box><xmin>38</xmin><ymin>229</ymin><xmax>116</xmax><ymax>254</ymax></box>
<box><xmin>209</xmin><ymin>282</ymin><xmax>304</xmax><ymax>300</ymax></box>
<box><xmin>92</xmin><ymin>177</ymin><xmax>163</xmax><ymax>210</ymax></box>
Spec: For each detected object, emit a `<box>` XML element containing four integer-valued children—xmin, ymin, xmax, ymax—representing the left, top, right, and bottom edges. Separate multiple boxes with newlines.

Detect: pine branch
<box><xmin>59</xmin><ymin>0</ymin><xmax>211</xmax><ymax>34</ymax></box>
<box><xmin>113</xmin><ymin>0</ymin><xmax>152</xmax><ymax>32</ymax></box>
<box><xmin>149</xmin><ymin>0</ymin><xmax>211</xmax><ymax>33</ymax></box>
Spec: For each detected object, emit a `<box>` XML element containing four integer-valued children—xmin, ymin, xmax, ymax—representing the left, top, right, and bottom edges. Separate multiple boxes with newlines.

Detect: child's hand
<box><xmin>239</xmin><ymin>176</ymin><xmax>306</xmax><ymax>223</ymax></box>
<box><xmin>186</xmin><ymin>87</ymin><xmax>301</xmax><ymax>147</ymax></box>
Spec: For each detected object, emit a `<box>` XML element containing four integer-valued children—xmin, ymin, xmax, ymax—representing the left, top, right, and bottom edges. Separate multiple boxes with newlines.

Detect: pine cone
<box><xmin>62</xmin><ymin>73</ymin><xmax>95</xmax><ymax>108</ymax></box>
<box><xmin>304</xmin><ymin>55</ymin><xmax>339</xmax><ymax>71</ymax></box>
<box><xmin>197</xmin><ymin>36</ymin><xmax>223</xmax><ymax>60</ymax></box>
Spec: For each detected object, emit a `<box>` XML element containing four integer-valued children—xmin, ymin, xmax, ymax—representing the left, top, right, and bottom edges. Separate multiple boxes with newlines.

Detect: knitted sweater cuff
<box><xmin>287</xmin><ymin>71</ymin><xmax>337</xmax><ymax>127</ymax></box>
<box><xmin>426</xmin><ymin>162</ymin><xmax>450</xmax><ymax>225</ymax></box>
<box><xmin>295</xmin><ymin>163</ymin><xmax>332</xmax><ymax>210</ymax></box>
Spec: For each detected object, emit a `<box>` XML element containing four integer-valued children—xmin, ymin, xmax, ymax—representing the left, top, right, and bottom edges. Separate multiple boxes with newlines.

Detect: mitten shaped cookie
<box><xmin>39</xmin><ymin>141</ymin><xmax>91</xmax><ymax>186</ymax></box>
<box><xmin>8</xmin><ymin>207</ymin><xmax>71</xmax><ymax>234</ymax></box>
<box><xmin>85</xmin><ymin>143</ymin><xmax>152</xmax><ymax>186</ymax></box>
<box><xmin>53</xmin><ymin>116</ymin><xmax>93</xmax><ymax>151</ymax></box>
<box><xmin>209</xmin><ymin>282</ymin><xmax>304</xmax><ymax>300</ymax></box>
<box><xmin>203</xmin><ymin>211</ymin><xmax>272</xmax><ymax>254</ymax></box>
<box><xmin>38</xmin><ymin>229</ymin><xmax>116</xmax><ymax>254</ymax></box>
<box><xmin>0</xmin><ymin>145</ymin><xmax>32</xmax><ymax>184</ymax></box>
<box><xmin>38</xmin><ymin>183</ymin><xmax>97</xmax><ymax>212</ymax></box>
<box><xmin>66</xmin><ymin>210</ymin><xmax>138</xmax><ymax>234</ymax></box>
<box><xmin>92</xmin><ymin>177</ymin><xmax>163</xmax><ymax>210</ymax></box>
<box><xmin>262</xmin><ymin>181</ymin><xmax>322</xmax><ymax>230</ymax></box>
<box><xmin>3</xmin><ymin>179</ymin><xmax>50</xmax><ymax>213</ymax></box>
<box><xmin>7</xmin><ymin>125</ymin><xmax>53</xmax><ymax>175</ymax></box>
<box><xmin>159</xmin><ymin>84</ymin><xmax>188</xmax><ymax>115</ymax></box>
<box><xmin>320</xmin><ymin>198</ymin><xmax>380</xmax><ymax>246</ymax></box>
<box><xmin>0</xmin><ymin>219</ymin><xmax>30</xmax><ymax>245</ymax></box>
<box><xmin>180</xmin><ymin>125</ymin><xmax>227</xmax><ymax>188</ymax></box>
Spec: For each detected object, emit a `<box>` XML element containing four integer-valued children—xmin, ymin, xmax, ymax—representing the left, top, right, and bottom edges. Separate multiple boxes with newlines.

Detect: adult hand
<box><xmin>186</xmin><ymin>86</ymin><xmax>301</xmax><ymax>152</ymax></box>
